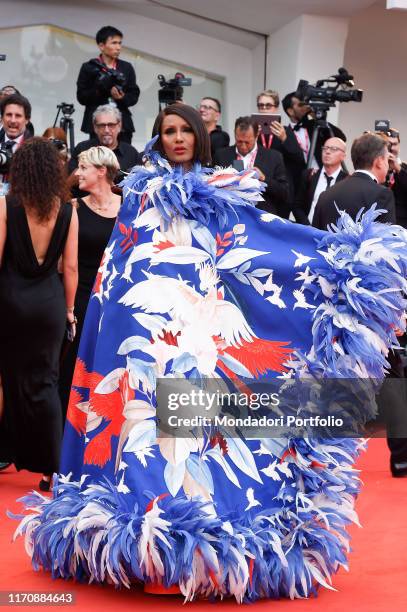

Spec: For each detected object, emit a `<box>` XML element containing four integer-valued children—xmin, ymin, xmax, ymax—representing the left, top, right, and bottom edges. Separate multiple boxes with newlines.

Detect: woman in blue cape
<box><xmin>15</xmin><ymin>105</ymin><xmax>407</xmax><ymax>602</ymax></box>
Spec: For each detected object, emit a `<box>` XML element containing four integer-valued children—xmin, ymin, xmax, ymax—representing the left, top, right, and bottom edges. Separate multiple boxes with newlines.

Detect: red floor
<box><xmin>0</xmin><ymin>438</ymin><xmax>406</xmax><ymax>611</ymax></box>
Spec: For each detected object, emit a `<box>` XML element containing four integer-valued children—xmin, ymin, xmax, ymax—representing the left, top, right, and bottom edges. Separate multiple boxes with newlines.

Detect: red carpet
<box><xmin>1</xmin><ymin>438</ymin><xmax>406</xmax><ymax>611</ymax></box>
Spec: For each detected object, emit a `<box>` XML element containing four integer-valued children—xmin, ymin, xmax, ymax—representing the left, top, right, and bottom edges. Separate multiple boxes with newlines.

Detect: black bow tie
<box><xmin>293</xmin><ymin>122</ymin><xmax>304</xmax><ymax>132</ymax></box>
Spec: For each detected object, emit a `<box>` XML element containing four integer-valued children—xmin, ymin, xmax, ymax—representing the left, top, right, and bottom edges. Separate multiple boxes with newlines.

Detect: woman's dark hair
<box><xmin>152</xmin><ymin>104</ymin><xmax>211</xmax><ymax>165</ymax></box>
<box><xmin>9</xmin><ymin>137</ymin><xmax>70</xmax><ymax>222</ymax></box>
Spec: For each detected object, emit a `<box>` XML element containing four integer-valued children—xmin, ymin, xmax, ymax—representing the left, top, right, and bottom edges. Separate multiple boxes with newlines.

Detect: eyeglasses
<box><xmin>94</xmin><ymin>122</ymin><xmax>119</xmax><ymax>130</ymax></box>
<box><xmin>322</xmin><ymin>146</ymin><xmax>345</xmax><ymax>153</ymax></box>
<box><xmin>257</xmin><ymin>103</ymin><xmax>277</xmax><ymax>110</ymax></box>
<box><xmin>198</xmin><ymin>104</ymin><xmax>219</xmax><ymax>112</ymax></box>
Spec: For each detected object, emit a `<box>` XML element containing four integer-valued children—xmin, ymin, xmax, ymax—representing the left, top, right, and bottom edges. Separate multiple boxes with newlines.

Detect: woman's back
<box><xmin>2</xmin><ymin>197</ymin><xmax>72</xmax><ymax>278</ymax></box>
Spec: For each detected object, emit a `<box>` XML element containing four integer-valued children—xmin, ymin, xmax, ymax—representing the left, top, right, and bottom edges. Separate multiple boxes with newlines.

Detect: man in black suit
<box><xmin>198</xmin><ymin>97</ymin><xmax>229</xmax><ymax>160</ymax></box>
<box><xmin>312</xmin><ymin>133</ymin><xmax>404</xmax><ymax>476</ymax></box>
<box><xmin>77</xmin><ymin>25</ymin><xmax>140</xmax><ymax>144</ymax></box>
<box><xmin>281</xmin><ymin>92</ymin><xmax>346</xmax><ymax>203</ymax></box>
<box><xmin>381</xmin><ymin>128</ymin><xmax>407</xmax><ymax>229</ymax></box>
<box><xmin>0</xmin><ymin>93</ymin><xmax>33</xmax><ymax>192</ymax></box>
<box><xmin>213</xmin><ymin>116</ymin><xmax>288</xmax><ymax>217</ymax></box>
<box><xmin>312</xmin><ymin>132</ymin><xmax>395</xmax><ymax>229</ymax></box>
<box><xmin>292</xmin><ymin>137</ymin><xmax>348</xmax><ymax>225</ymax></box>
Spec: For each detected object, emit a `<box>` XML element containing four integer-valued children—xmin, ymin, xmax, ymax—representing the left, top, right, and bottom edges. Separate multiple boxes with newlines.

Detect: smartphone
<box><xmin>251</xmin><ymin>113</ymin><xmax>281</xmax><ymax>135</ymax></box>
<box><xmin>232</xmin><ymin>159</ymin><xmax>244</xmax><ymax>172</ymax></box>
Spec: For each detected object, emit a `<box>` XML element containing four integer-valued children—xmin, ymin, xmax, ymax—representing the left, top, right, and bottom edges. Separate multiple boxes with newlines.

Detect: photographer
<box><xmin>379</xmin><ymin>128</ymin><xmax>407</xmax><ymax>229</ymax></box>
<box><xmin>0</xmin><ymin>94</ymin><xmax>32</xmax><ymax>192</ymax></box>
<box><xmin>214</xmin><ymin>116</ymin><xmax>288</xmax><ymax>218</ymax></box>
<box><xmin>76</xmin><ymin>26</ymin><xmax>140</xmax><ymax>144</ymax></box>
<box><xmin>281</xmin><ymin>92</ymin><xmax>346</xmax><ymax>199</ymax></box>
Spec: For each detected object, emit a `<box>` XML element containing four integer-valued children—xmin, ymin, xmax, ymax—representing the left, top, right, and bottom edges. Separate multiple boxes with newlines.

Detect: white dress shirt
<box><xmin>235</xmin><ymin>145</ymin><xmax>258</xmax><ymax>170</ymax></box>
<box><xmin>290</xmin><ymin>121</ymin><xmax>318</xmax><ymax>170</ymax></box>
<box><xmin>309</xmin><ymin>166</ymin><xmax>342</xmax><ymax>223</ymax></box>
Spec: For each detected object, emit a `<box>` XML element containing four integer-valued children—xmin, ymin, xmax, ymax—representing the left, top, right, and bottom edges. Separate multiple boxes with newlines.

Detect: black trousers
<box><xmin>377</xmin><ymin>348</ymin><xmax>407</xmax><ymax>473</ymax></box>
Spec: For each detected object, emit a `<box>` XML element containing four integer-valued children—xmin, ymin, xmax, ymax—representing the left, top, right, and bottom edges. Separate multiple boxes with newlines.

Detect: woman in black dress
<box><xmin>0</xmin><ymin>138</ymin><xmax>78</xmax><ymax>489</ymax></box>
<box><xmin>59</xmin><ymin>146</ymin><xmax>121</xmax><ymax>415</ymax></box>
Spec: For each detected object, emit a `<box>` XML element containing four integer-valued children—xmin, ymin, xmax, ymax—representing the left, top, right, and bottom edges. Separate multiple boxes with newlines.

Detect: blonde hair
<box><xmin>256</xmin><ymin>89</ymin><xmax>280</xmax><ymax>106</ymax></box>
<box><xmin>78</xmin><ymin>146</ymin><xmax>120</xmax><ymax>183</ymax></box>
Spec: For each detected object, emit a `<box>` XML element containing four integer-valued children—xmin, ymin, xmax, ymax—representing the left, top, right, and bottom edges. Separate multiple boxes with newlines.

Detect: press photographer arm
<box><xmin>77</xmin><ymin>62</ymin><xmax>108</xmax><ymax>106</ymax></box>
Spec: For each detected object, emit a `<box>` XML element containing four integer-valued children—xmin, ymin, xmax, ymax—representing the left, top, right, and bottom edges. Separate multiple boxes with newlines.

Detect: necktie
<box><xmin>324</xmin><ymin>172</ymin><xmax>333</xmax><ymax>189</ymax></box>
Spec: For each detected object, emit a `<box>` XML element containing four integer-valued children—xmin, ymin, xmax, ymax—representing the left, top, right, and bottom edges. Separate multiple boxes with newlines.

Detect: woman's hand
<box><xmin>66</xmin><ymin>309</ymin><xmax>77</xmax><ymax>341</ymax></box>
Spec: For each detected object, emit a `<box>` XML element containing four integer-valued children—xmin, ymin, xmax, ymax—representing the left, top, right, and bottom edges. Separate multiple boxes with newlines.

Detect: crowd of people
<box><xmin>0</xmin><ymin>23</ymin><xmax>407</xmax><ymax>603</ymax></box>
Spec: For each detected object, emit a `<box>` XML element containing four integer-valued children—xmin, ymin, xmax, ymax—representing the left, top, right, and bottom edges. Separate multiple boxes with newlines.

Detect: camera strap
<box><xmin>97</xmin><ymin>55</ymin><xmax>118</xmax><ymax>71</ymax></box>
<box><xmin>292</xmin><ymin>126</ymin><xmax>310</xmax><ymax>160</ymax></box>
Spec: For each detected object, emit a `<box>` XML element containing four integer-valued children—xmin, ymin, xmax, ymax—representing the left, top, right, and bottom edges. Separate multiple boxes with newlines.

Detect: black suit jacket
<box><xmin>312</xmin><ymin>171</ymin><xmax>396</xmax><ymax>230</ymax></box>
<box><xmin>272</xmin><ymin>120</ymin><xmax>346</xmax><ymax>205</ymax></box>
<box><xmin>292</xmin><ymin>167</ymin><xmax>348</xmax><ymax>225</ymax></box>
<box><xmin>213</xmin><ymin>146</ymin><xmax>289</xmax><ymax>217</ymax></box>
<box><xmin>389</xmin><ymin>166</ymin><xmax>407</xmax><ymax>228</ymax></box>
<box><xmin>0</xmin><ymin>128</ymin><xmax>33</xmax><ymax>145</ymax></box>
<box><xmin>77</xmin><ymin>58</ymin><xmax>140</xmax><ymax>134</ymax></box>
<box><xmin>258</xmin><ymin>128</ymin><xmax>306</xmax><ymax>204</ymax></box>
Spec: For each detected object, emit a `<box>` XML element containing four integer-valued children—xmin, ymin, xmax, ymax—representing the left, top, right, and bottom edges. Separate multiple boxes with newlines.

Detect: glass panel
<box><xmin>0</xmin><ymin>24</ymin><xmax>224</xmax><ymax>151</ymax></box>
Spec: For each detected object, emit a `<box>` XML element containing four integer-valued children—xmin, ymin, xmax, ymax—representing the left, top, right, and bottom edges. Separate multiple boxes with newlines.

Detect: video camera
<box><xmin>157</xmin><ymin>72</ymin><xmax>192</xmax><ymax>106</ymax></box>
<box><xmin>295</xmin><ymin>67</ymin><xmax>363</xmax><ymax>118</ymax></box>
<box><xmin>0</xmin><ymin>140</ymin><xmax>15</xmax><ymax>173</ymax></box>
<box><xmin>89</xmin><ymin>59</ymin><xmax>126</xmax><ymax>93</ymax></box>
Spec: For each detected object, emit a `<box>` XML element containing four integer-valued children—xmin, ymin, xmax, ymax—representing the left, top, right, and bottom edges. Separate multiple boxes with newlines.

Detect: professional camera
<box><xmin>57</xmin><ymin>102</ymin><xmax>75</xmax><ymax>117</ymax></box>
<box><xmin>49</xmin><ymin>138</ymin><xmax>67</xmax><ymax>152</ymax></box>
<box><xmin>295</xmin><ymin>67</ymin><xmax>363</xmax><ymax>117</ymax></box>
<box><xmin>89</xmin><ymin>59</ymin><xmax>126</xmax><ymax>93</ymax></box>
<box><xmin>157</xmin><ymin>72</ymin><xmax>192</xmax><ymax>106</ymax></box>
<box><xmin>0</xmin><ymin>140</ymin><xmax>14</xmax><ymax>173</ymax></box>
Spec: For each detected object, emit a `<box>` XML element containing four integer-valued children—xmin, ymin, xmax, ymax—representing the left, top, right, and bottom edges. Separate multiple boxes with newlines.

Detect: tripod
<box><xmin>307</xmin><ymin>103</ymin><xmax>348</xmax><ymax>173</ymax></box>
<box><xmin>53</xmin><ymin>105</ymin><xmax>75</xmax><ymax>155</ymax></box>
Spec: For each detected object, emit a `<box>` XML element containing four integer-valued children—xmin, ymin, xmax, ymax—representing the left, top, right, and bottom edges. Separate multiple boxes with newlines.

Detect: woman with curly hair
<box><xmin>0</xmin><ymin>137</ymin><xmax>78</xmax><ymax>490</ymax></box>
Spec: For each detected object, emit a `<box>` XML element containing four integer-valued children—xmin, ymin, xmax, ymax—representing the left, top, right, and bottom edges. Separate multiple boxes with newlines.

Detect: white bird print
<box><xmin>277</xmin><ymin>462</ymin><xmax>293</xmax><ymax>478</ymax></box>
<box><xmin>293</xmin><ymin>289</ymin><xmax>316</xmax><ymax>310</ymax></box>
<box><xmin>260</xmin><ymin>212</ymin><xmax>287</xmax><ymax>224</ymax></box>
<box><xmin>295</xmin><ymin>266</ymin><xmax>316</xmax><ymax>284</ymax></box>
<box><xmin>104</xmin><ymin>264</ymin><xmax>119</xmax><ymax>298</ymax></box>
<box><xmin>265</xmin><ymin>287</ymin><xmax>286</xmax><ymax>309</ymax></box>
<box><xmin>117</xmin><ymin>472</ymin><xmax>130</xmax><ymax>494</ymax></box>
<box><xmin>245</xmin><ymin>487</ymin><xmax>262</xmax><ymax>511</ymax></box>
<box><xmin>291</xmin><ymin>250</ymin><xmax>316</xmax><ymax>268</ymax></box>
<box><xmin>263</xmin><ymin>272</ymin><xmax>279</xmax><ymax>293</ymax></box>
<box><xmin>260</xmin><ymin>460</ymin><xmax>281</xmax><ymax>481</ymax></box>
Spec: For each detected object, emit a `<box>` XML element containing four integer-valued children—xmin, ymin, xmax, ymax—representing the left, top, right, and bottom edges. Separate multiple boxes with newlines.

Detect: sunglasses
<box><xmin>257</xmin><ymin>102</ymin><xmax>277</xmax><ymax>110</ymax></box>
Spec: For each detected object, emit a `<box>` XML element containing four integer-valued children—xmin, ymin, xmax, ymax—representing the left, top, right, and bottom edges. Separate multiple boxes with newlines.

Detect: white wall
<box><xmin>340</xmin><ymin>0</ymin><xmax>407</xmax><ymax>159</ymax></box>
<box><xmin>267</xmin><ymin>15</ymin><xmax>349</xmax><ymax>125</ymax></box>
<box><xmin>0</xmin><ymin>0</ymin><xmax>254</xmax><ymax>137</ymax></box>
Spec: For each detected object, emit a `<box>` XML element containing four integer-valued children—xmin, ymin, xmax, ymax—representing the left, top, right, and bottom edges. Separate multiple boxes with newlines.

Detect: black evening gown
<box><xmin>59</xmin><ymin>198</ymin><xmax>116</xmax><ymax>415</ymax></box>
<box><xmin>0</xmin><ymin>197</ymin><xmax>73</xmax><ymax>474</ymax></box>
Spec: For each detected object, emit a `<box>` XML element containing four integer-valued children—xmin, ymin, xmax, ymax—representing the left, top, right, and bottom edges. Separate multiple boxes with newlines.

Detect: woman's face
<box><xmin>76</xmin><ymin>161</ymin><xmax>104</xmax><ymax>191</ymax></box>
<box><xmin>161</xmin><ymin>114</ymin><xmax>195</xmax><ymax>166</ymax></box>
